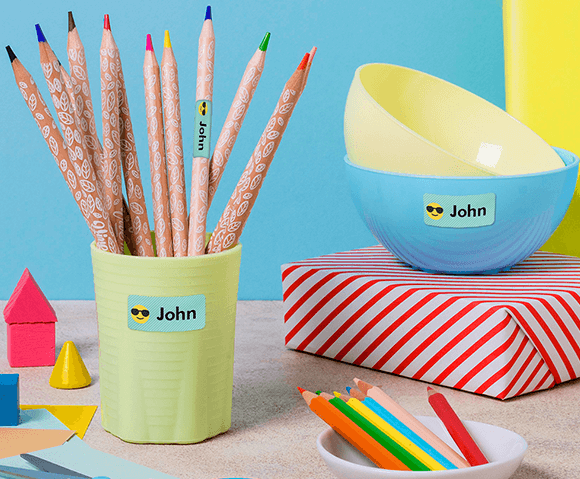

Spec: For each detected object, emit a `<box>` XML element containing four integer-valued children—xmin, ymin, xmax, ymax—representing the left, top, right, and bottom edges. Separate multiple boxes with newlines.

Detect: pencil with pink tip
<box><xmin>207</xmin><ymin>31</ymin><xmax>270</xmax><ymax>210</ymax></box>
<box><xmin>161</xmin><ymin>30</ymin><xmax>188</xmax><ymax>256</ymax></box>
<box><xmin>144</xmin><ymin>33</ymin><xmax>173</xmax><ymax>257</ymax></box>
<box><xmin>188</xmin><ymin>5</ymin><xmax>215</xmax><ymax>256</ymax></box>
<box><xmin>206</xmin><ymin>53</ymin><xmax>309</xmax><ymax>254</ymax></box>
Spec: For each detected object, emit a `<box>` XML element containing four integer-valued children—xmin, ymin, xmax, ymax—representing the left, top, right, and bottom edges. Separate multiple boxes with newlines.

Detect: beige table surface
<box><xmin>1</xmin><ymin>300</ymin><xmax>578</xmax><ymax>479</ymax></box>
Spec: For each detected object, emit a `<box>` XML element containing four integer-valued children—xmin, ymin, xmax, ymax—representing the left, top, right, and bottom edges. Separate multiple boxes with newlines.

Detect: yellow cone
<box><xmin>49</xmin><ymin>341</ymin><xmax>91</xmax><ymax>389</ymax></box>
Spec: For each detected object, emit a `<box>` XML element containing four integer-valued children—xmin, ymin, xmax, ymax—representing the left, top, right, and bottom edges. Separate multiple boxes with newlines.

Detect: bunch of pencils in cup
<box><xmin>7</xmin><ymin>7</ymin><xmax>315</xmax><ymax>257</ymax></box>
<box><xmin>299</xmin><ymin>378</ymin><xmax>489</xmax><ymax>472</ymax></box>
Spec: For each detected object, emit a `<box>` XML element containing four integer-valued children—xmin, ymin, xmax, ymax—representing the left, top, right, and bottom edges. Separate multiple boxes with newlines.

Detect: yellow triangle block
<box><xmin>49</xmin><ymin>341</ymin><xmax>91</xmax><ymax>389</ymax></box>
<box><xmin>20</xmin><ymin>405</ymin><xmax>97</xmax><ymax>439</ymax></box>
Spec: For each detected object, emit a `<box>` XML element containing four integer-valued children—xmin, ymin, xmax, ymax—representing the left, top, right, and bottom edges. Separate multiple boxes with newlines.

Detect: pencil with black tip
<box><xmin>207</xmin><ymin>31</ymin><xmax>270</xmax><ymax>210</ymax></box>
<box><xmin>104</xmin><ymin>14</ymin><xmax>155</xmax><ymax>257</ymax></box>
<box><xmin>100</xmin><ymin>18</ymin><xmax>125</xmax><ymax>250</ymax></box>
<box><xmin>144</xmin><ymin>33</ymin><xmax>173</xmax><ymax>257</ymax></box>
<box><xmin>298</xmin><ymin>388</ymin><xmax>409</xmax><ymax>470</ymax></box>
<box><xmin>206</xmin><ymin>52</ymin><xmax>309</xmax><ymax>254</ymax></box>
<box><xmin>161</xmin><ymin>30</ymin><xmax>188</xmax><ymax>257</ymax></box>
<box><xmin>7</xmin><ymin>46</ymin><xmax>118</xmax><ymax>253</ymax></box>
<box><xmin>354</xmin><ymin>378</ymin><xmax>469</xmax><ymax>468</ymax></box>
<box><xmin>427</xmin><ymin>387</ymin><xmax>488</xmax><ymax>466</ymax></box>
<box><xmin>188</xmin><ymin>5</ymin><xmax>215</xmax><ymax>256</ymax></box>
<box><xmin>346</xmin><ymin>387</ymin><xmax>457</xmax><ymax>470</ymax></box>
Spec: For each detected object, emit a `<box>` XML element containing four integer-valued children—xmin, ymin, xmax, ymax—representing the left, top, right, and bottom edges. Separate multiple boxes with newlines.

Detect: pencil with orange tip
<box><xmin>207</xmin><ymin>31</ymin><xmax>270</xmax><ymax>210</ymax></box>
<box><xmin>298</xmin><ymin>388</ymin><xmax>409</xmax><ymax>470</ymax></box>
<box><xmin>298</xmin><ymin>46</ymin><xmax>316</xmax><ymax>97</ymax></box>
<box><xmin>7</xmin><ymin>46</ymin><xmax>118</xmax><ymax>253</ymax></box>
<box><xmin>105</xmin><ymin>14</ymin><xmax>155</xmax><ymax>257</ymax></box>
<box><xmin>206</xmin><ymin>52</ymin><xmax>310</xmax><ymax>254</ymax></box>
<box><xmin>161</xmin><ymin>30</ymin><xmax>188</xmax><ymax>256</ymax></box>
<box><xmin>354</xmin><ymin>378</ymin><xmax>470</xmax><ymax>468</ymax></box>
<box><xmin>188</xmin><ymin>5</ymin><xmax>215</xmax><ymax>256</ymax></box>
<box><xmin>144</xmin><ymin>33</ymin><xmax>173</xmax><ymax>257</ymax></box>
<box><xmin>427</xmin><ymin>387</ymin><xmax>488</xmax><ymax>467</ymax></box>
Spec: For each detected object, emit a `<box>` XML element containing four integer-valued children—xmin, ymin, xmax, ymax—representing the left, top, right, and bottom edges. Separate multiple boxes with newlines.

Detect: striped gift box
<box><xmin>282</xmin><ymin>246</ymin><xmax>580</xmax><ymax>399</ymax></box>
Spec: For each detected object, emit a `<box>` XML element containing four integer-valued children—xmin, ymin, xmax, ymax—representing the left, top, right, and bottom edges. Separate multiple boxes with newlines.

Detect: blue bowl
<box><xmin>344</xmin><ymin>147</ymin><xmax>579</xmax><ymax>274</ymax></box>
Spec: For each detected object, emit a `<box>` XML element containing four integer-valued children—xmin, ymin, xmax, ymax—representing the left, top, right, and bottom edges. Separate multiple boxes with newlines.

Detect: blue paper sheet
<box><xmin>0</xmin><ymin>409</ymin><xmax>177</xmax><ymax>479</ymax></box>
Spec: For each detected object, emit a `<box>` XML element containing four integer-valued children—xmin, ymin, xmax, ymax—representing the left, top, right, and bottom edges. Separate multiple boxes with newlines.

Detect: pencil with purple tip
<box><xmin>188</xmin><ymin>5</ymin><xmax>215</xmax><ymax>256</ymax></box>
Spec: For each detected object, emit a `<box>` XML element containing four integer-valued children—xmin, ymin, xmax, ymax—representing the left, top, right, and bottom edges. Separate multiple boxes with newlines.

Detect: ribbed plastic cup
<box><xmin>90</xmin><ymin>238</ymin><xmax>241</xmax><ymax>444</ymax></box>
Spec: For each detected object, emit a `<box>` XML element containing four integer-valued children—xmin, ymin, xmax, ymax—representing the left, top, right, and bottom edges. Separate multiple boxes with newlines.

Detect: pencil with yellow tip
<box><xmin>161</xmin><ymin>29</ymin><xmax>188</xmax><ymax>256</ymax></box>
<box><xmin>188</xmin><ymin>5</ymin><xmax>215</xmax><ymax>256</ymax></box>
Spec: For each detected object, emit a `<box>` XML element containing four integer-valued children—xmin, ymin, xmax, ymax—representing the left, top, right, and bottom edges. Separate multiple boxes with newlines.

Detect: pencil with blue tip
<box><xmin>188</xmin><ymin>5</ymin><xmax>215</xmax><ymax>256</ymax></box>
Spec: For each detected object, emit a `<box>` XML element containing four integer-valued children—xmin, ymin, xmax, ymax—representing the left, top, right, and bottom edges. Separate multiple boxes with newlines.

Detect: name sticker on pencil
<box><xmin>423</xmin><ymin>193</ymin><xmax>496</xmax><ymax>228</ymax></box>
<box><xmin>193</xmin><ymin>99</ymin><xmax>212</xmax><ymax>158</ymax></box>
<box><xmin>127</xmin><ymin>294</ymin><xmax>206</xmax><ymax>332</ymax></box>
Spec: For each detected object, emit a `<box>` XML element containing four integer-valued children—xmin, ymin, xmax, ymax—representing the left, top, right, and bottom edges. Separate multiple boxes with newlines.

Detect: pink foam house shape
<box><xmin>3</xmin><ymin>269</ymin><xmax>57</xmax><ymax>367</ymax></box>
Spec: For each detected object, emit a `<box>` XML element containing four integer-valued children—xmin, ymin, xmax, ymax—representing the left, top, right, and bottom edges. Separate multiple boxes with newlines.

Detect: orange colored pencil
<box><xmin>188</xmin><ymin>5</ymin><xmax>215</xmax><ymax>256</ymax></box>
<box><xmin>427</xmin><ymin>387</ymin><xmax>488</xmax><ymax>467</ymax></box>
<box><xmin>299</xmin><ymin>388</ymin><xmax>409</xmax><ymax>470</ymax></box>
<box><xmin>206</xmin><ymin>53</ymin><xmax>309</xmax><ymax>254</ymax></box>
<box><xmin>354</xmin><ymin>378</ymin><xmax>469</xmax><ymax>468</ymax></box>
<box><xmin>144</xmin><ymin>33</ymin><xmax>173</xmax><ymax>257</ymax></box>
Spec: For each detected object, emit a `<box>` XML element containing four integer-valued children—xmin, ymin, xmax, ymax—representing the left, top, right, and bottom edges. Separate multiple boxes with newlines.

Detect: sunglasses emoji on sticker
<box><xmin>426</xmin><ymin>203</ymin><xmax>444</xmax><ymax>220</ymax></box>
<box><xmin>131</xmin><ymin>305</ymin><xmax>150</xmax><ymax>324</ymax></box>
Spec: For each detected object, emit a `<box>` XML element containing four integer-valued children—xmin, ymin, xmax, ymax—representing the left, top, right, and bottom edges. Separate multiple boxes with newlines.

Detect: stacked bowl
<box><xmin>344</xmin><ymin>63</ymin><xmax>579</xmax><ymax>274</ymax></box>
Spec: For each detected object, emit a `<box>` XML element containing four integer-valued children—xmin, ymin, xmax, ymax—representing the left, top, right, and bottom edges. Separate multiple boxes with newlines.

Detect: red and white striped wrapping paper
<box><xmin>282</xmin><ymin>246</ymin><xmax>580</xmax><ymax>399</ymax></box>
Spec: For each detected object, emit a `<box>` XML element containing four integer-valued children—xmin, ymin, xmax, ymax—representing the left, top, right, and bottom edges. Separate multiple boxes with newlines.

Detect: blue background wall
<box><xmin>0</xmin><ymin>0</ymin><xmax>504</xmax><ymax>300</ymax></box>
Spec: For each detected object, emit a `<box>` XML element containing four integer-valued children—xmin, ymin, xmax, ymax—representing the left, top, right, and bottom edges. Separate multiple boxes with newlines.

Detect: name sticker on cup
<box><xmin>424</xmin><ymin>193</ymin><xmax>496</xmax><ymax>228</ymax></box>
<box><xmin>128</xmin><ymin>294</ymin><xmax>206</xmax><ymax>332</ymax></box>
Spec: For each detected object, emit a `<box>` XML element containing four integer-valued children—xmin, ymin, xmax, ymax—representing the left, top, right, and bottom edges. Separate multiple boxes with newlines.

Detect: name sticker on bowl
<box><xmin>423</xmin><ymin>193</ymin><xmax>496</xmax><ymax>228</ymax></box>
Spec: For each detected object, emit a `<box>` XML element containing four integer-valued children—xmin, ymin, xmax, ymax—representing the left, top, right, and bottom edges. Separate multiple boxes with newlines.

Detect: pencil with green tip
<box><xmin>207</xmin><ymin>32</ymin><xmax>270</xmax><ymax>209</ymax></box>
<box><xmin>161</xmin><ymin>29</ymin><xmax>188</xmax><ymax>256</ymax></box>
<box><xmin>324</xmin><ymin>392</ymin><xmax>430</xmax><ymax>471</ymax></box>
<box><xmin>335</xmin><ymin>392</ymin><xmax>448</xmax><ymax>471</ymax></box>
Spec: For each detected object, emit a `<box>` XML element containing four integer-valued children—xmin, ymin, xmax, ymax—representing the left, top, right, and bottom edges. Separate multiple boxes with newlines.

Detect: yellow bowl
<box><xmin>344</xmin><ymin>63</ymin><xmax>564</xmax><ymax>176</ymax></box>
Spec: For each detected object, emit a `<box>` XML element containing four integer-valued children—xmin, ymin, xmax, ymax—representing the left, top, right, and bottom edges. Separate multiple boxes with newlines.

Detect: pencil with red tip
<box><xmin>188</xmin><ymin>5</ymin><xmax>215</xmax><ymax>256</ymax></box>
<box><xmin>206</xmin><ymin>52</ymin><xmax>310</xmax><ymax>254</ymax></box>
<box><xmin>427</xmin><ymin>387</ymin><xmax>488</xmax><ymax>466</ymax></box>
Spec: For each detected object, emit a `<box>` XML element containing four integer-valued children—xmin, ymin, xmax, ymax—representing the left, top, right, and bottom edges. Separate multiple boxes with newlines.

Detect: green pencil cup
<box><xmin>90</xmin><ymin>237</ymin><xmax>242</xmax><ymax>444</ymax></box>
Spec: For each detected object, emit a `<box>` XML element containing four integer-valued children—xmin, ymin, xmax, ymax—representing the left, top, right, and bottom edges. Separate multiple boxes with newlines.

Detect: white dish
<box><xmin>316</xmin><ymin>416</ymin><xmax>527</xmax><ymax>479</ymax></box>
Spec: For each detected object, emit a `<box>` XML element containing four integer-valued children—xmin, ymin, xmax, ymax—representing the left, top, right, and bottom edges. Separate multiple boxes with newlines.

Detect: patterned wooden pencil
<box><xmin>335</xmin><ymin>392</ymin><xmax>448</xmax><ymax>471</ymax></box>
<box><xmin>161</xmin><ymin>30</ymin><xmax>188</xmax><ymax>256</ymax></box>
<box><xmin>144</xmin><ymin>33</ymin><xmax>173</xmax><ymax>257</ymax></box>
<box><xmin>354</xmin><ymin>379</ymin><xmax>469</xmax><ymax>468</ymax></box>
<box><xmin>100</xmin><ymin>18</ymin><xmax>125</xmax><ymax>250</ymax></box>
<box><xmin>206</xmin><ymin>53</ymin><xmax>309</xmax><ymax>254</ymax></box>
<box><xmin>207</xmin><ymin>32</ymin><xmax>270</xmax><ymax>210</ymax></box>
<box><xmin>7</xmin><ymin>47</ymin><xmax>118</xmax><ymax>253</ymax></box>
<box><xmin>298</xmin><ymin>388</ymin><xmax>407</xmax><ymax>470</ymax></box>
<box><xmin>105</xmin><ymin>15</ymin><xmax>155</xmax><ymax>257</ymax></box>
<box><xmin>188</xmin><ymin>5</ymin><xmax>215</xmax><ymax>256</ymax></box>
<box><xmin>347</xmin><ymin>386</ymin><xmax>457</xmax><ymax>470</ymax></box>
<box><xmin>427</xmin><ymin>387</ymin><xmax>488</xmax><ymax>466</ymax></box>
<box><xmin>298</xmin><ymin>46</ymin><xmax>316</xmax><ymax>97</ymax></box>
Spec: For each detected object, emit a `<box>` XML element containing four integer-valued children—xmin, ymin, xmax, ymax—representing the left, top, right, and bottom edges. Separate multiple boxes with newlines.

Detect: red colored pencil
<box><xmin>427</xmin><ymin>387</ymin><xmax>488</xmax><ymax>466</ymax></box>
